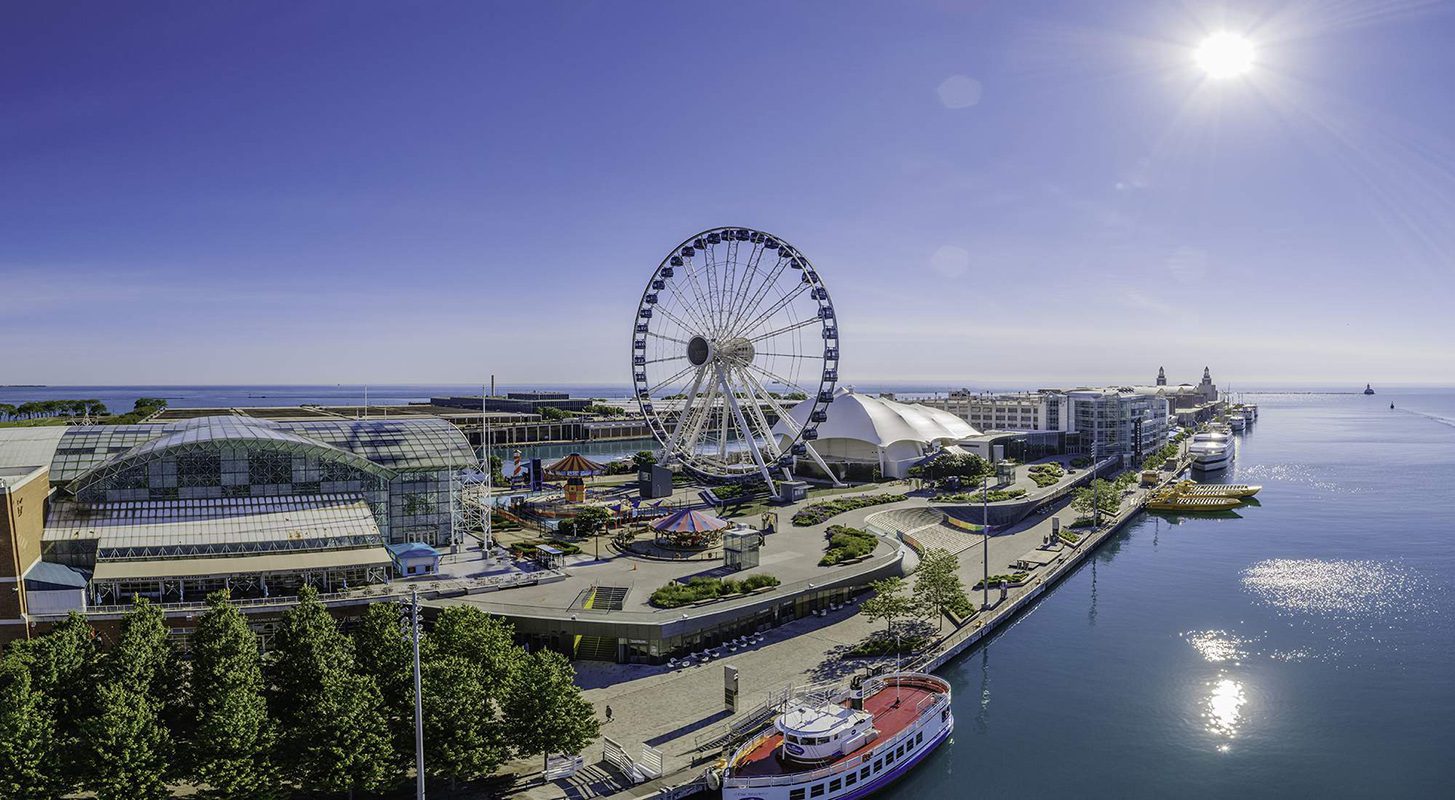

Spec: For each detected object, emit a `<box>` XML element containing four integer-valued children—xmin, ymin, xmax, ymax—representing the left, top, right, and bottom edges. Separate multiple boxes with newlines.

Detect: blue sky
<box><xmin>3</xmin><ymin>0</ymin><xmax>1453</xmax><ymax>388</ymax></box>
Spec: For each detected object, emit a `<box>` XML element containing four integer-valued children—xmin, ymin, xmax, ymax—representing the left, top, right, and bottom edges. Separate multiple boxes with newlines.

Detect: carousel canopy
<box><xmin>650</xmin><ymin>508</ymin><xmax>731</xmax><ymax>533</ymax></box>
<box><xmin>544</xmin><ymin>453</ymin><xmax>606</xmax><ymax>477</ymax></box>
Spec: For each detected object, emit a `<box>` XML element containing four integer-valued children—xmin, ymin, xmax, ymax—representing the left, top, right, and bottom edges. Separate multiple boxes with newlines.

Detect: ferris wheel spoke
<box><xmin>731</xmin><ymin>366</ymin><xmax>783</xmax><ymax>460</ymax></box>
<box><xmin>644</xmin><ymin>355</ymin><xmax>686</xmax><ymax>365</ymax></box>
<box><xmin>716</xmin><ymin>366</ymin><xmax>775</xmax><ymax>488</ymax></box>
<box><xmin>660</xmin><ymin>271</ymin><xmax>716</xmax><ymax>336</ymax></box>
<box><xmin>651</xmin><ymin>304</ymin><xmax>705</xmax><ymax>339</ymax></box>
<box><xmin>646</xmin><ymin>331</ymin><xmax>691</xmax><ymax>346</ymax></box>
<box><xmin>754</xmin><ymin>351</ymin><xmax>822</xmax><ymax>360</ymax></box>
<box><xmin>731</xmin><ymin>255</ymin><xmax>791</xmax><ymax>338</ymax></box>
<box><xmin>743</xmin><ymin>361</ymin><xmax>816</xmax><ymax>399</ymax></box>
<box><xmin>679</xmin><ymin>258</ymin><xmax>724</xmax><ymax>336</ymax></box>
<box><xmin>723</xmin><ymin>240</ymin><xmax>765</xmax><ymax>330</ymax></box>
<box><xmin>735</xmin><ymin>364</ymin><xmax>804</xmax><ymax>438</ymax></box>
<box><xmin>732</xmin><ymin>279</ymin><xmax>812</xmax><ymax>341</ymax></box>
<box><xmin>749</xmin><ymin>316</ymin><xmax>819</xmax><ymax>344</ymax></box>
<box><xmin>661</xmin><ymin>364</ymin><xmax>709</xmax><ymax>458</ymax></box>
<box><xmin>647</xmin><ymin>362</ymin><xmax>696</xmax><ymax>397</ymax></box>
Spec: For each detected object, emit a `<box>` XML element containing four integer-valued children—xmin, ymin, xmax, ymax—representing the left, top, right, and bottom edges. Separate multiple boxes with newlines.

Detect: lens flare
<box><xmin>1194</xmin><ymin>32</ymin><xmax>1255</xmax><ymax>78</ymax></box>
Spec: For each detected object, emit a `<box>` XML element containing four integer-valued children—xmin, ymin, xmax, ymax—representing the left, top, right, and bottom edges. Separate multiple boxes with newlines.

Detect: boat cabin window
<box><xmin>811</xmin><ymin>784</ymin><xmax>825</xmax><ymax>797</ymax></box>
<box><xmin>830</xmin><ymin>778</ymin><xmax>842</xmax><ymax>791</ymax></box>
<box><xmin>873</xmin><ymin>759</ymin><xmax>883</xmax><ymax>773</ymax></box>
<box><xmin>860</xmin><ymin>766</ymin><xmax>871</xmax><ymax>779</ymax></box>
<box><xmin>917</xmin><ymin>732</ymin><xmax>924</xmax><ymax>744</ymax></box>
<box><xmin>790</xmin><ymin>790</ymin><xmax>806</xmax><ymax>800</ymax></box>
<box><xmin>846</xmin><ymin>772</ymin><xmax>858</xmax><ymax>786</ymax></box>
<box><xmin>786</xmin><ymin>734</ymin><xmax>799</xmax><ymax>744</ymax></box>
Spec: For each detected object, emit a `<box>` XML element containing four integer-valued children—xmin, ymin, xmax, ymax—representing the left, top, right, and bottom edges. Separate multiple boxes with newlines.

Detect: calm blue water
<box><xmin>887</xmin><ymin>391</ymin><xmax>1455</xmax><ymax>798</ymax></box>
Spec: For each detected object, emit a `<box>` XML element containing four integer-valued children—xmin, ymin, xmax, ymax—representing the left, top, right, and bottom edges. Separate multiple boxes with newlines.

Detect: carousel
<box><xmin>649</xmin><ymin>507</ymin><xmax>732</xmax><ymax>550</ymax></box>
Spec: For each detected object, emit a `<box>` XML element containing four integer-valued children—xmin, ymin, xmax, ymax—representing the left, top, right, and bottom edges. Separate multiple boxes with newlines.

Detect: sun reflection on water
<box><xmin>1204</xmin><ymin>675</ymin><xmax>1246</xmax><ymax>747</ymax></box>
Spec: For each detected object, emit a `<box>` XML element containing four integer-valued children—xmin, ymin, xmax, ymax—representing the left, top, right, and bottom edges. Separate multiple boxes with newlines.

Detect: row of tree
<box><xmin>0</xmin><ymin>397</ymin><xmax>167</xmax><ymax>424</ymax></box>
<box><xmin>0</xmin><ymin>588</ymin><xmax>598</xmax><ymax>799</ymax></box>
<box><xmin>860</xmin><ymin>548</ymin><xmax>971</xmax><ymax>636</ymax></box>
<box><xmin>906</xmin><ymin>452</ymin><xmax>992</xmax><ymax>485</ymax></box>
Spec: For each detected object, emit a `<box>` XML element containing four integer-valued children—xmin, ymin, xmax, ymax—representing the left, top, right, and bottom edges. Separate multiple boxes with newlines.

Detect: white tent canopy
<box><xmin>774</xmin><ymin>388</ymin><xmax>979</xmax><ymax>478</ymax></box>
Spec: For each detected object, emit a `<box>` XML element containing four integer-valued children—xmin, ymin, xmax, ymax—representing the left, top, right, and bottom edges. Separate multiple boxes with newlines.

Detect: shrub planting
<box><xmin>791</xmin><ymin>493</ymin><xmax>906</xmax><ymax>526</ymax></box>
<box><xmin>648</xmin><ymin>574</ymin><xmax>780</xmax><ymax>608</ymax></box>
<box><xmin>820</xmin><ymin>525</ymin><xmax>878</xmax><ymax>565</ymax></box>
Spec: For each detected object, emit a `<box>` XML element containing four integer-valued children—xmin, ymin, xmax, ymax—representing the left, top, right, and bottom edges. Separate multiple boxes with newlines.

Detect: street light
<box><xmin>981</xmin><ymin>473</ymin><xmax>990</xmax><ymax>609</ymax></box>
<box><xmin>402</xmin><ymin>588</ymin><xmax>426</xmax><ymax>800</ymax></box>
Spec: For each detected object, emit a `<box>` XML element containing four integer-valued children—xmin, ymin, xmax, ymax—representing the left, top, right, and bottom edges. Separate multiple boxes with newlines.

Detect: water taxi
<box><xmin>721</xmin><ymin>672</ymin><xmax>953</xmax><ymax>800</ymax></box>
<box><xmin>1146</xmin><ymin>491</ymin><xmax>1242</xmax><ymax>512</ymax></box>
<box><xmin>1172</xmin><ymin>480</ymin><xmax>1261</xmax><ymax>498</ymax></box>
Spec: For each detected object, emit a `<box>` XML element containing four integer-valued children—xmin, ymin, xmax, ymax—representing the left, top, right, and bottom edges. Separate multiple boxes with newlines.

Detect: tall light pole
<box><xmin>1091</xmin><ymin>438</ymin><xmax>1101</xmax><ymax>530</ymax></box>
<box><xmin>981</xmin><ymin>472</ymin><xmax>990</xmax><ymax>609</ymax></box>
<box><xmin>405</xmin><ymin>587</ymin><xmax>426</xmax><ymax>800</ymax></box>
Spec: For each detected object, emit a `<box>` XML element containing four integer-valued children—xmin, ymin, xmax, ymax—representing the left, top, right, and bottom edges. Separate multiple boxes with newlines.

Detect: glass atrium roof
<box><xmin>45</xmin><ymin>493</ymin><xmax>384</xmax><ymax>559</ymax></box>
<box><xmin>33</xmin><ymin>415</ymin><xmax>477</xmax><ymax>483</ymax></box>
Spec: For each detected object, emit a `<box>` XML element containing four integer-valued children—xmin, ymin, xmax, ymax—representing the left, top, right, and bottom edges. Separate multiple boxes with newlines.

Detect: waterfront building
<box><xmin>1066</xmin><ymin>388</ymin><xmax>1170</xmax><ymax>462</ymax></box>
<box><xmin>432</xmin><ymin>391</ymin><xmax>594</xmax><ymax>414</ymax></box>
<box><xmin>0</xmin><ymin>415</ymin><xmax>478</xmax><ymax>639</ymax></box>
<box><xmin>919</xmin><ymin>390</ymin><xmax>1069</xmax><ymax>433</ymax></box>
<box><xmin>774</xmin><ymin>388</ymin><xmax>978</xmax><ymax>480</ymax></box>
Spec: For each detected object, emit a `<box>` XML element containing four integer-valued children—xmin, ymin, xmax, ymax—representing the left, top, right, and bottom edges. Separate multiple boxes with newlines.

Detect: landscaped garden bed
<box><xmin>791</xmin><ymin>493</ymin><xmax>906</xmax><ymax>526</ymax></box>
<box><xmin>930</xmin><ymin>488</ymin><xmax>1027</xmax><ymax>503</ymax></box>
<box><xmin>1057</xmin><ymin>530</ymin><xmax>1082</xmax><ymax>546</ymax></box>
<box><xmin>507</xmin><ymin>540</ymin><xmax>582</xmax><ymax>558</ymax></box>
<box><xmin>1027</xmin><ymin>463</ymin><xmax>1065</xmax><ymax>488</ymax></box>
<box><xmin>819</xmin><ymin>525</ymin><xmax>878</xmax><ymax>566</ymax></box>
<box><xmin>972</xmin><ymin>572</ymin><xmax>1030</xmax><ymax>590</ymax></box>
<box><xmin>648</xmin><ymin>574</ymin><xmax>780</xmax><ymax>608</ymax></box>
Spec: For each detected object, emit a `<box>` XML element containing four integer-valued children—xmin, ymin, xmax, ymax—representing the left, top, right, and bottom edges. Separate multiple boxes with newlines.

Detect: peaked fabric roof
<box><xmin>544</xmin><ymin>453</ymin><xmax>606</xmax><ymax>477</ymax></box>
<box><xmin>650</xmin><ymin>508</ymin><xmax>731</xmax><ymax>533</ymax></box>
<box><xmin>774</xmin><ymin>387</ymin><xmax>978</xmax><ymax>447</ymax></box>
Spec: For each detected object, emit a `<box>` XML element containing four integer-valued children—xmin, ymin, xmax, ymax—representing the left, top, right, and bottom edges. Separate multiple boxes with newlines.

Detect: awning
<box><xmin>91</xmin><ymin>546</ymin><xmax>392</xmax><ymax>581</ymax></box>
<box><xmin>544</xmin><ymin>453</ymin><xmax>606</xmax><ymax>477</ymax></box>
<box><xmin>650</xmin><ymin>508</ymin><xmax>731</xmax><ymax>533</ymax></box>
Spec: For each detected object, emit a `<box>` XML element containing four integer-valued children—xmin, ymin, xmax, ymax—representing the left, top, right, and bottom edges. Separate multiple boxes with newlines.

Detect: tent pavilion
<box><xmin>545</xmin><ymin>453</ymin><xmax>606</xmax><ymax>503</ymax></box>
<box><xmin>649</xmin><ymin>507</ymin><xmax>731</xmax><ymax>549</ymax></box>
<box><xmin>774</xmin><ymin>387</ymin><xmax>980</xmax><ymax>479</ymax></box>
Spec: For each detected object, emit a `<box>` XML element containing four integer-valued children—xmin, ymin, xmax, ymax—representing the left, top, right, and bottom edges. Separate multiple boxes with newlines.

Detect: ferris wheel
<box><xmin>631</xmin><ymin>226</ymin><xmax>841</xmax><ymax>495</ymax></box>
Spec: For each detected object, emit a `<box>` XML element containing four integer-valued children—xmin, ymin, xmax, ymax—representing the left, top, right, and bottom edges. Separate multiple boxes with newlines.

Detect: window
<box><xmin>790</xmin><ymin>790</ymin><xmax>806</xmax><ymax>800</ymax></box>
<box><xmin>860</xmin><ymin>766</ymin><xmax>870</xmax><ymax>779</ymax></box>
<box><xmin>846</xmin><ymin>773</ymin><xmax>857</xmax><ymax>786</ymax></box>
<box><xmin>829</xmin><ymin>779</ymin><xmax>841</xmax><ymax>791</ymax></box>
<box><xmin>873</xmin><ymin>759</ymin><xmax>883</xmax><ymax>773</ymax></box>
<box><xmin>916</xmin><ymin>732</ymin><xmax>924</xmax><ymax>744</ymax></box>
<box><xmin>885</xmin><ymin>752</ymin><xmax>895</xmax><ymax>765</ymax></box>
<box><xmin>811</xmin><ymin>785</ymin><xmax>825</xmax><ymax>798</ymax></box>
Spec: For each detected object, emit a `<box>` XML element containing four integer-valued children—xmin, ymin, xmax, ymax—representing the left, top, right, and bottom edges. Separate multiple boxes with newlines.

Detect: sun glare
<box><xmin>1194</xmin><ymin>32</ymin><xmax>1255</xmax><ymax>79</ymax></box>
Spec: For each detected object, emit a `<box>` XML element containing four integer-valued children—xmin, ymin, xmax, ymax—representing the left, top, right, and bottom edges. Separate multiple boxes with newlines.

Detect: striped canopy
<box><xmin>650</xmin><ymin>508</ymin><xmax>731</xmax><ymax>533</ymax></box>
<box><xmin>544</xmin><ymin>453</ymin><xmax>606</xmax><ymax>477</ymax></box>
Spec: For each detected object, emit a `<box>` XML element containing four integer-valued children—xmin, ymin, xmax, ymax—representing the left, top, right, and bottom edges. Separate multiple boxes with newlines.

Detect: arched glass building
<box><xmin>7</xmin><ymin>415</ymin><xmax>478</xmax><ymax>606</ymax></box>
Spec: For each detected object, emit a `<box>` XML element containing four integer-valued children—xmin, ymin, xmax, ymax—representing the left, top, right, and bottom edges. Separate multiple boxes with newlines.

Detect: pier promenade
<box><xmin>492</xmin><ymin>461</ymin><xmax>1188</xmax><ymax>800</ymax></box>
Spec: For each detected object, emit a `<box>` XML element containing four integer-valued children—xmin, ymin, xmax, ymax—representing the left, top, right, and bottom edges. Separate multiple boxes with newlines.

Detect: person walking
<box><xmin>606</xmin><ymin>704</ymin><xmax>614</xmax><ymax>723</ymax></box>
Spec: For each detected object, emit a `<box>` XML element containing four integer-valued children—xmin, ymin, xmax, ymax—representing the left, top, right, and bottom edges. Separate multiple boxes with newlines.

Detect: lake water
<box><xmin>886</xmin><ymin>390</ymin><xmax>1455</xmax><ymax>798</ymax></box>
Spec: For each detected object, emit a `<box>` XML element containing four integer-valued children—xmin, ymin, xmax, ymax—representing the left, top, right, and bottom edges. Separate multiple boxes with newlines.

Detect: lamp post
<box><xmin>981</xmin><ymin>473</ymin><xmax>990</xmax><ymax>609</ymax></box>
<box><xmin>404</xmin><ymin>587</ymin><xmax>426</xmax><ymax>800</ymax></box>
<box><xmin>1091</xmin><ymin>438</ymin><xmax>1101</xmax><ymax>530</ymax></box>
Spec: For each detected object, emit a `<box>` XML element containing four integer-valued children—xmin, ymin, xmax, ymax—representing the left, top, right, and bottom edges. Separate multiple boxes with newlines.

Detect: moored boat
<box><xmin>1188</xmin><ymin>430</ymin><xmax>1233</xmax><ymax>472</ymax></box>
<box><xmin>721</xmin><ymin>672</ymin><xmax>953</xmax><ymax>800</ymax></box>
<box><xmin>1146</xmin><ymin>491</ymin><xmax>1242</xmax><ymax>512</ymax></box>
<box><xmin>1172</xmin><ymin>480</ymin><xmax>1261</xmax><ymax>498</ymax></box>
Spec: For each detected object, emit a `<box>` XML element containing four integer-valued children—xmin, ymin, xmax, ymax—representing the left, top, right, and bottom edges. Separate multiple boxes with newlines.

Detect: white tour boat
<box><xmin>720</xmin><ymin>672</ymin><xmax>953</xmax><ymax>800</ymax></box>
<box><xmin>1189</xmin><ymin>429</ymin><xmax>1233</xmax><ymax>472</ymax></box>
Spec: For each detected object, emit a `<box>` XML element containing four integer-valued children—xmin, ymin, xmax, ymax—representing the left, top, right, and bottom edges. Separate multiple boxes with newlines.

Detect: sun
<box><xmin>1194</xmin><ymin>32</ymin><xmax>1255</xmax><ymax>79</ymax></box>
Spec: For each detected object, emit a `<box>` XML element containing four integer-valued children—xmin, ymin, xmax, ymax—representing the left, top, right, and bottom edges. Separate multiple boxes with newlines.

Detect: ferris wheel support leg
<box><xmin>802</xmin><ymin>442</ymin><xmax>845</xmax><ymax>487</ymax></box>
<box><xmin>718</xmin><ymin>367</ymin><xmax>778</xmax><ymax>498</ymax></box>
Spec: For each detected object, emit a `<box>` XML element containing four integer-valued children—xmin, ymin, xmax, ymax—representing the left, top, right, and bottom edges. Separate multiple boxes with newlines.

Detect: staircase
<box><xmin>574</xmin><ymin>635</ymin><xmax>619</xmax><ymax>662</ymax></box>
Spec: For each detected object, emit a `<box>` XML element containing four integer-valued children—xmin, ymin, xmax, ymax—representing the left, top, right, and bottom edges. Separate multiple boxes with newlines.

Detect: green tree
<box><xmin>859</xmin><ymin>577</ymin><xmax>918</xmax><ymax>637</ymax></box>
<box><xmin>0</xmin><ymin>653</ymin><xmax>61</xmax><ymax>799</ymax></box>
<box><xmin>421</xmin><ymin>607</ymin><xmax>521</xmax><ymax>787</ymax></box>
<box><xmin>630</xmin><ymin>450</ymin><xmax>657</xmax><ymax>471</ymax></box>
<box><xmin>502</xmin><ymin>650</ymin><xmax>600</xmax><ymax>773</ymax></box>
<box><xmin>17</xmin><ymin>612</ymin><xmax>100</xmax><ymax>789</ymax></box>
<box><xmin>572</xmin><ymin>505</ymin><xmax>612</xmax><ymax>538</ymax></box>
<box><xmin>351</xmin><ymin>602</ymin><xmax>415</xmax><ymax>783</ymax></box>
<box><xmin>188</xmin><ymin>591</ymin><xmax>274</xmax><ymax>799</ymax></box>
<box><xmin>84</xmin><ymin>681</ymin><xmax>170</xmax><ymax>800</ymax></box>
<box><xmin>912</xmin><ymin>548</ymin><xmax>970</xmax><ymax>629</ymax></box>
<box><xmin>421</xmin><ymin>655</ymin><xmax>503</xmax><ymax>788</ymax></box>
<box><xmin>109</xmin><ymin>598</ymin><xmax>184</xmax><ymax>739</ymax></box>
<box><xmin>538</xmin><ymin>406</ymin><xmax>569</xmax><ymax>420</ymax></box>
<box><xmin>268</xmin><ymin>586</ymin><xmax>392</xmax><ymax>796</ymax></box>
<box><xmin>1072</xmin><ymin>479</ymin><xmax>1121</xmax><ymax>519</ymax></box>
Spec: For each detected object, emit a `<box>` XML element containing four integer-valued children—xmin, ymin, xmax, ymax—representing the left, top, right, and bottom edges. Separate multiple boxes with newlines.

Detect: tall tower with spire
<box><xmin>1197</xmin><ymin>366</ymin><xmax>1218</xmax><ymax>401</ymax></box>
<box><xmin>1156</xmin><ymin>366</ymin><xmax>1166</xmax><ymax>386</ymax></box>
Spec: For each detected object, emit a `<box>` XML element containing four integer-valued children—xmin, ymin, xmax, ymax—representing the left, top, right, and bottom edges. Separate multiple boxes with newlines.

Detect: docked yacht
<box><xmin>1189</xmin><ymin>429</ymin><xmax>1233</xmax><ymax>472</ymax></box>
<box><xmin>1227</xmin><ymin>414</ymin><xmax>1247</xmax><ymax>431</ymax></box>
<box><xmin>721</xmin><ymin>673</ymin><xmax>953</xmax><ymax>800</ymax></box>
